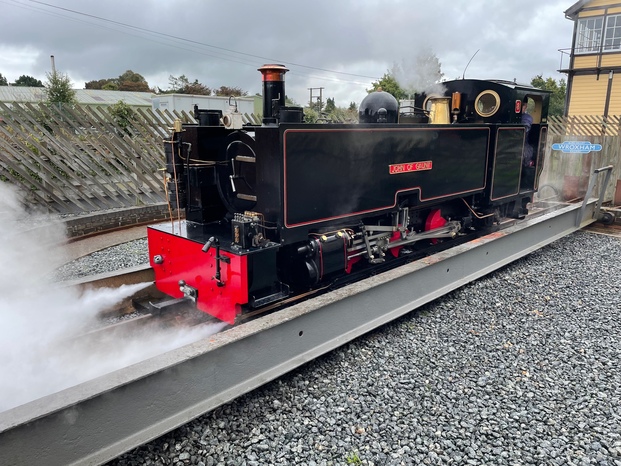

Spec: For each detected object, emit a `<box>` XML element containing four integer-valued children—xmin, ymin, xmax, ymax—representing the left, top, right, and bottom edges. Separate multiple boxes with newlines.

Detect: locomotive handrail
<box><xmin>398</xmin><ymin>104</ymin><xmax>430</xmax><ymax>115</ymax></box>
<box><xmin>577</xmin><ymin>165</ymin><xmax>613</xmax><ymax>227</ymax></box>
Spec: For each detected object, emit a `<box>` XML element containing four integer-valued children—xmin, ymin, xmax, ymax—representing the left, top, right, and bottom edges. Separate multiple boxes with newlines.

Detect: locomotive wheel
<box><xmin>425</xmin><ymin>209</ymin><xmax>447</xmax><ymax>244</ymax></box>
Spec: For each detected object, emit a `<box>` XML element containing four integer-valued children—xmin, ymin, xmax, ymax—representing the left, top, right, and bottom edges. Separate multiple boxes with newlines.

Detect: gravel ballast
<box><xmin>54</xmin><ymin>238</ymin><xmax>149</xmax><ymax>280</ymax></box>
<box><xmin>100</xmin><ymin>230</ymin><xmax>621</xmax><ymax>466</ymax></box>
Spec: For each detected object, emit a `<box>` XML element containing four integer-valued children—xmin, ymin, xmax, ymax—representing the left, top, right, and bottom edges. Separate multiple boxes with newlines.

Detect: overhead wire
<box><xmin>6</xmin><ymin>0</ymin><xmax>381</xmax><ymax>85</ymax></box>
<box><xmin>0</xmin><ymin>0</ymin><xmax>264</xmax><ymax>68</ymax></box>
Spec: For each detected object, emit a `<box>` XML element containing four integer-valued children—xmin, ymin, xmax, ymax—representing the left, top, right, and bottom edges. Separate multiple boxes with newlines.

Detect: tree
<box><xmin>45</xmin><ymin>71</ymin><xmax>77</xmax><ymax>105</ymax></box>
<box><xmin>368</xmin><ymin>73</ymin><xmax>407</xmax><ymax>100</ymax></box>
<box><xmin>167</xmin><ymin>74</ymin><xmax>189</xmax><ymax>92</ymax></box>
<box><xmin>303</xmin><ymin>107</ymin><xmax>319</xmax><ymax>123</ymax></box>
<box><xmin>285</xmin><ymin>96</ymin><xmax>298</xmax><ymax>106</ymax></box>
<box><xmin>108</xmin><ymin>100</ymin><xmax>135</xmax><ymax>135</ymax></box>
<box><xmin>164</xmin><ymin>75</ymin><xmax>211</xmax><ymax>95</ymax></box>
<box><xmin>85</xmin><ymin>78</ymin><xmax>111</xmax><ymax>89</ymax></box>
<box><xmin>304</xmin><ymin>97</ymin><xmax>358</xmax><ymax>123</ymax></box>
<box><xmin>117</xmin><ymin>70</ymin><xmax>149</xmax><ymax>92</ymax></box>
<box><xmin>13</xmin><ymin>75</ymin><xmax>44</xmax><ymax>87</ymax></box>
<box><xmin>308</xmin><ymin>98</ymin><xmax>323</xmax><ymax>112</ymax></box>
<box><xmin>86</xmin><ymin>71</ymin><xmax>150</xmax><ymax>92</ymax></box>
<box><xmin>324</xmin><ymin>97</ymin><xmax>336</xmax><ymax>113</ymax></box>
<box><xmin>185</xmin><ymin>80</ymin><xmax>212</xmax><ymax>95</ymax></box>
<box><xmin>530</xmin><ymin>75</ymin><xmax>566</xmax><ymax>117</ymax></box>
<box><xmin>214</xmin><ymin>85</ymin><xmax>247</xmax><ymax>97</ymax></box>
<box><xmin>102</xmin><ymin>81</ymin><xmax>119</xmax><ymax>91</ymax></box>
<box><xmin>327</xmin><ymin>105</ymin><xmax>358</xmax><ymax>123</ymax></box>
<box><xmin>0</xmin><ymin>73</ymin><xmax>8</xmax><ymax>86</ymax></box>
<box><xmin>118</xmin><ymin>80</ymin><xmax>150</xmax><ymax>92</ymax></box>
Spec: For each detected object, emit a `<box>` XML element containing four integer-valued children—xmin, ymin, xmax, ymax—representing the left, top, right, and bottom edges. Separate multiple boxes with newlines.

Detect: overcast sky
<box><xmin>0</xmin><ymin>0</ymin><xmax>576</xmax><ymax>107</ymax></box>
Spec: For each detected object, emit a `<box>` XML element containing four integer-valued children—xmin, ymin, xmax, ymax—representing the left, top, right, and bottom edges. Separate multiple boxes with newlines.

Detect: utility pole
<box><xmin>308</xmin><ymin>87</ymin><xmax>324</xmax><ymax>112</ymax></box>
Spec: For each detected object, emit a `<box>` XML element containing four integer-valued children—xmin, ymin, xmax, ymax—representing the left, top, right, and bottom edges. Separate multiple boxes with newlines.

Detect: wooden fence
<box><xmin>539</xmin><ymin>116</ymin><xmax>621</xmax><ymax>205</ymax></box>
<box><xmin>548</xmin><ymin>115</ymin><xmax>621</xmax><ymax>137</ymax></box>
<box><xmin>1</xmin><ymin>104</ymin><xmax>619</xmax><ymax>213</ymax></box>
<box><xmin>0</xmin><ymin>102</ymin><xmax>259</xmax><ymax>213</ymax></box>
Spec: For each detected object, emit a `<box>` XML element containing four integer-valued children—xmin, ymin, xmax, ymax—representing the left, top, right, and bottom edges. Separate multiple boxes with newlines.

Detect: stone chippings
<box><xmin>54</xmin><ymin>238</ymin><xmax>149</xmax><ymax>280</ymax></box>
<box><xmin>105</xmin><ymin>231</ymin><xmax>621</xmax><ymax>466</ymax></box>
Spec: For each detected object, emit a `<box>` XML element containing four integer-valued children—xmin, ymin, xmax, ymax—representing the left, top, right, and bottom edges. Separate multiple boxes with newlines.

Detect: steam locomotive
<box><xmin>147</xmin><ymin>64</ymin><xmax>550</xmax><ymax>324</ymax></box>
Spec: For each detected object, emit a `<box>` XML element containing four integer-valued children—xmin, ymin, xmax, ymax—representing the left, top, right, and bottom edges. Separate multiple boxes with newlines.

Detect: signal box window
<box><xmin>576</xmin><ymin>17</ymin><xmax>603</xmax><ymax>53</ymax></box>
<box><xmin>604</xmin><ymin>14</ymin><xmax>621</xmax><ymax>51</ymax></box>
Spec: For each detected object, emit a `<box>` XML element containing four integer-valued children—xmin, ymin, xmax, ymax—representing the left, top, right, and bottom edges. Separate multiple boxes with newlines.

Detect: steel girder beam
<box><xmin>0</xmin><ymin>201</ymin><xmax>596</xmax><ymax>466</ymax></box>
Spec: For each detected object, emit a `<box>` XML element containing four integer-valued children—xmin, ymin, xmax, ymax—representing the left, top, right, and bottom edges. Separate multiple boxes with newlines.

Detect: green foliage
<box><xmin>346</xmin><ymin>451</ymin><xmax>362</xmax><ymax>465</ymax></box>
<box><xmin>118</xmin><ymin>80</ymin><xmax>150</xmax><ymax>92</ymax></box>
<box><xmin>0</xmin><ymin>73</ymin><xmax>7</xmax><ymax>86</ymax></box>
<box><xmin>304</xmin><ymin>98</ymin><xmax>358</xmax><ymax>123</ymax></box>
<box><xmin>118</xmin><ymin>70</ymin><xmax>149</xmax><ymax>92</ymax></box>
<box><xmin>159</xmin><ymin>76</ymin><xmax>248</xmax><ymax>96</ymax></box>
<box><xmin>332</xmin><ymin>107</ymin><xmax>358</xmax><ymax>123</ymax></box>
<box><xmin>45</xmin><ymin>71</ymin><xmax>77</xmax><ymax>105</ymax></box>
<box><xmin>85</xmin><ymin>78</ymin><xmax>111</xmax><ymax>89</ymax></box>
<box><xmin>368</xmin><ymin>73</ymin><xmax>407</xmax><ymax>100</ymax></box>
<box><xmin>530</xmin><ymin>75</ymin><xmax>566</xmax><ymax>117</ymax></box>
<box><xmin>214</xmin><ymin>85</ymin><xmax>248</xmax><ymax>97</ymax></box>
<box><xmin>84</xmin><ymin>70</ymin><xmax>149</xmax><ymax>92</ymax></box>
<box><xmin>108</xmin><ymin>100</ymin><xmax>135</xmax><ymax>135</ymax></box>
<box><xmin>164</xmin><ymin>75</ymin><xmax>211</xmax><ymax>95</ymax></box>
<box><xmin>309</xmin><ymin>99</ymin><xmax>323</xmax><ymax>112</ymax></box>
<box><xmin>303</xmin><ymin>107</ymin><xmax>319</xmax><ymax>123</ymax></box>
<box><xmin>13</xmin><ymin>75</ymin><xmax>44</xmax><ymax>87</ymax></box>
<box><xmin>102</xmin><ymin>82</ymin><xmax>119</xmax><ymax>91</ymax></box>
<box><xmin>324</xmin><ymin>97</ymin><xmax>336</xmax><ymax>113</ymax></box>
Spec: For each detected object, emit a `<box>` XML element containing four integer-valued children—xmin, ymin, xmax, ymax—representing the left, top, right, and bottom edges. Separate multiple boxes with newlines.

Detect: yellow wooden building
<box><xmin>561</xmin><ymin>0</ymin><xmax>621</xmax><ymax>116</ymax></box>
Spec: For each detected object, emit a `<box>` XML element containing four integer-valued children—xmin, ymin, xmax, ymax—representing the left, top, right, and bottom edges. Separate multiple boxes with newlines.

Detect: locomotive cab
<box><xmin>413</xmin><ymin>79</ymin><xmax>550</xmax><ymax>214</ymax></box>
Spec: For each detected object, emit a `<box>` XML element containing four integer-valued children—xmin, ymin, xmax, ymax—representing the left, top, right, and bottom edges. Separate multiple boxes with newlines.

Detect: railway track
<box><xmin>0</xmin><ymin>197</ymin><xmax>610</xmax><ymax>465</ymax></box>
<box><xmin>47</xmin><ymin>198</ymin><xmax>621</xmax><ymax>372</ymax></box>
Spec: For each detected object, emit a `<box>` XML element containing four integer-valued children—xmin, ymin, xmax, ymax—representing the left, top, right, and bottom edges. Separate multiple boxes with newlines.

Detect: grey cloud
<box><xmin>0</xmin><ymin>0</ymin><xmax>573</xmax><ymax>106</ymax></box>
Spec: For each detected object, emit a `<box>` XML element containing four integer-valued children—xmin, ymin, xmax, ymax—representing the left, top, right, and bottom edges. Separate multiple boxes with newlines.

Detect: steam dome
<box><xmin>359</xmin><ymin>91</ymin><xmax>399</xmax><ymax>123</ymax></box>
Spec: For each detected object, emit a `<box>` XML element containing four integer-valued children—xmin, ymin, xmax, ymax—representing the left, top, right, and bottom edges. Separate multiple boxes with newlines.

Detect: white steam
<box><xmin>0</xmin><ymin>184</ymin><xmax>226</xmax><ymax>412</ymax></box>
<box><xmin>391</xmin><ymin>47</ymin><xmax>447</xmax><ymax>97</ymax></box>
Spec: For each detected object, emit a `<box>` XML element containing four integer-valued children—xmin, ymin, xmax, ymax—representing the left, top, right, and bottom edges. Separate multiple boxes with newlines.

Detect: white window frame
<box><xmin>575</xmin><ymin>16</ymin><xmax>603</xmax><ymax>54</ymax></box>
<box><xmin>603</xmin><ymin>14</ymin><xmax>621</xmax><ymax>52</ymax></box>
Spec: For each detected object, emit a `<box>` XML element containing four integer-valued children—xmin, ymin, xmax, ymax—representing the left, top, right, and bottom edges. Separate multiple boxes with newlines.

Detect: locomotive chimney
<box><xmin>258</xmin><ymin>64</ymin><xmax>289</xmax><ymax>125</ymax></box>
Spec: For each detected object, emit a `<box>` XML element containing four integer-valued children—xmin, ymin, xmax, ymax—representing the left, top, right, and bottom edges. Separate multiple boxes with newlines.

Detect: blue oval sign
<box><xmin>551</xmin><ymin>141</ymin><xmax>603</xmax><ymax>154</ymax></box>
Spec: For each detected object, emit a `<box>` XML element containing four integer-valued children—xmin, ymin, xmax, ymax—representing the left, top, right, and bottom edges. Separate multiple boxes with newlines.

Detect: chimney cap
<box><xmin>258</xmin><ymin>64</ymin><xmax>289</xmax><ymax>82</ymax></box>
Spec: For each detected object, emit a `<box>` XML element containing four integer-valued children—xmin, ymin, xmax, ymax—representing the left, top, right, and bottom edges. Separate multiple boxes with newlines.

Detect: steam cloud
<box><xmin>0</xmin><ymin>184</ymin><xmax>226</xmax><ymax>412</ymax></box>
<box><xmin>391</xmin><ymin>47</ymin><xmax>447</xmax><ymax>97</ymax></box>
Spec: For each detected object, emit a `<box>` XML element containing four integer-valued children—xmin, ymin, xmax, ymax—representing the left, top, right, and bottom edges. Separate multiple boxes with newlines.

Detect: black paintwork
<box><xmin>152</xmin><ymin>77</ymin><xmax>552</xmax><ymax>310</ymax></box>
<box><xmin>281</xmin><ymin>125</ymin><xmax>489</xmax><ymax>227</ymax></box>
<box><xmin>168</xmin><ymin>79</ymin><xmax>550</xmax><ymax>253</ymax></box>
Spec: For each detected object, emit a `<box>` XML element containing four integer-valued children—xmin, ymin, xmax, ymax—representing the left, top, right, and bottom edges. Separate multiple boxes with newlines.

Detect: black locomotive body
<box><xmin>148</xmin><ymin>65</ymin><xmax>550</xmax><ymax>323</ymax></box>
